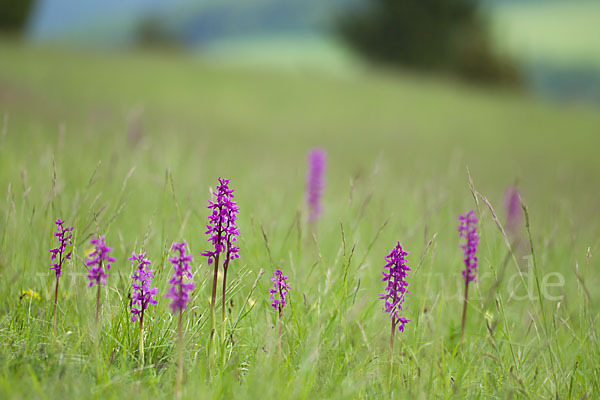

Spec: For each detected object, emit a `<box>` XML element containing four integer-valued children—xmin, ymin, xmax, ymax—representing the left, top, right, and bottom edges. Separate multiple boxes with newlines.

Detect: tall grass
<box><xmin>0</xmin><ymin>41</ymin><xmax>599</xmax><ymax>398</ymax></box>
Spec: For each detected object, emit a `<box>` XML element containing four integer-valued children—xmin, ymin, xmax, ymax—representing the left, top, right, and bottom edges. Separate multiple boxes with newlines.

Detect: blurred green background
<box><xmin>8</xmin><ymin>0</ymin><xmax>599</xmax><ymax>98</ymax></box>
<box><xmin>1</xmin><ymin>1</ymin><xmax>600</xmax><ymax>398</ymax></box>
<box><xmin>2</xmin><ymin>0</ymin><xmax>600</xmax><ymax>215</ymax></box>
<box><xmin>1</xmin><ymin>0</ymin><xmax>599</xmax><ymax>255</ymax></box>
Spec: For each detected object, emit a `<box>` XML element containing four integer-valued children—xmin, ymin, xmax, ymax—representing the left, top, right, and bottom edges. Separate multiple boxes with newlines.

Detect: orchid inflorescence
<box><xmin>458</xmin><ymin>210</ymin><xmax>479</xmax><ymax>283</ymax></box>
<box><xmin>167</xmin><ymin>242</ymin><xmax>195</xmax><ymax>314</ymax></box>
<box><xmin>201</xmin><ymin>177</ymin><xmax>240</xmax><ymax>338</ymax></box>
<box><xmin>306</xmin><ymin>148</ymin><xmax>327</xmax><ymax>224</ymax></box>
<box><xmin>86</xmin><ymin>235</ymin><xmax>116</xmax><ymax>288</ymax></box>
<box><xmin>504</xmin><ymin>185</ymin><xmax>523</xmax><ymax>237</ymax></box>
<box><xmin>380</xmin><ymin>242</ymin><xmax>411</xmax><ymax>333</ymax></box>
<box><xmin>130</xmin><ymin>251</ymin><xmax>158</xmax><ymax>323</ymax></box>
<box><xmin>40</xmin><ymin>164</ymin><xmax>508</xmax><ymax>389</ymax></box>
<box><xmin>201</xmin><ymin>177</ymin><xmax>240</xmax><ymax>268</ymax></box>
<box><xmin>167</xmin><ymin>242</ymin><xmax>195</xmax><ymax>398</ymax></box>
<box><xmin>86</xmin><ymin>235</ymin><xmax>116</xmax><ymax>322</ymax></box>
<box><xmin>49</xmin><ymin>217</ymin><xmax>73</xmax><ymax>334</ymax></box>
<box><xmin>458</xmin><ymin>209</ymin><xmax>480</xmax><ymax>340</ymax></box>
<box><xmin>270</xmin><ymin>269</ymin><xmax>290</xmax><ymax>317</ymax></box>
<box><xmin>49</xmin><ymin>218</ymin><xmax>73</xmax><ymax>279</ymax></box>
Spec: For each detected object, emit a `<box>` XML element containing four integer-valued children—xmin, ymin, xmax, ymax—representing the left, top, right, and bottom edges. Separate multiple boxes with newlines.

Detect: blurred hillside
<box><xmin>28</xmin><ymin>0</ymin><xmax>360</xmax><ymax>45</ymax></box>
<box><xmin>1</xmin><ymin>38</ymin><xmax>599</xmax><ymax>223</ymax></box>
<box><xmin>17</xmin><ymin>0</ymin><xmax>600</xmax><ymax>102</ymax></box>
<box><xmin>493</xmin><ymin>0</ymin><xmax>600</xmax><ymax>102</ymax></box>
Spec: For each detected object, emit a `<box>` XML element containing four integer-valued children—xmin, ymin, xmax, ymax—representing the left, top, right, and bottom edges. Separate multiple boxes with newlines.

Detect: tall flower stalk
<box><xmin>130</xmin><ymin>251</ymin><xmax>158</xmax><ymax>365</ymax></box>
<box><xmin>201</xmin><ymin>178</ymin><xmax>240</xmax><ymax>342</ymax></box>
<box><xmin>458</xmin><ymin>210</ymin><xmax>479</xmax><ymax>341</ymax></box>
<box><xmin>380</xmin><ymin>243</ymin><xmax>411</xmax><ymax>354</ymax></box>
<box><xmin>86</xmin><ymin>235</ymin><xmax>115</xmax><ymax>323</ymax></box>
<box><xmin>306</xmin><ymin>148</ymin><xmax>327</xmax><ymax>225</ymax></box>
<box><xmin>270</xmin><ymin>269</ymin><xmax>290</xmax><ymax>356</ymax></box>
<box><xmin>166</xmin><ymin>242</ymin><xmax>195</xmax><ymax>400</ymax></box>
<box><xmin>49</xmin><ymin>218</ymin><xmax>73</xmax><ymax>334</ymax></box>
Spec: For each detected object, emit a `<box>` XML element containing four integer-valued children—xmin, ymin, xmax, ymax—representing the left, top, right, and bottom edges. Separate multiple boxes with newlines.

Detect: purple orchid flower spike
<box><xmin>270</xmin><ymin>268</ymin><xmax>291</xmax><ymax>356</ymax></box>
<box><xmin>166</xmin><ymin>242</ymin><xmax>195</xmax><ymax>314</ymax></box>
<box><xmin>85</xmin><ymin>235</ymin><xmax>116</xmax><ymax>322</ymax></box>
<box><xmin>504</xmin><ymin>184</ymin><xmax>523</xmax><ymax>237</ymax></box>
<box><xmin>130</xmin><ymin>251</ymin><xmax>158</xmax><ymax>323</ymax></box>
<box><xmin>458</xmin><ymin>210</ymin><xmax>479</xmax><ymax>283</ymax></box>
<box><xmin>86</xmin><ymin>235</ymin><xmax>116</xmax><ymax>288</ymax></box>
<box><xmin>270</xmin><ymin>269</ymin><xmax>291</xmax><ymax>317</ymax></box>
<box><xmin>458</xmin><ymin>210</ymin><xmax>479</xmax><ymax>341</ymax></box>
<box><xmin>49</xmin><ymin>218</ymin><xmax>74</xmax><ymax>334</ymax></box>
<box><xmin>201</xmin><ymin>177</ymin><xmax>240</xmax><ymax>328</ymax></box>
<box><xmin>306</xmin><ymin>148</ymin><xmax>327</xmax><ymax>225</ymax></box>
<box><xmin>50</xmin><ymin>218</ymin><xmax>74</xmax><ymax>279</ymax></box>
<box><xmin>130</xmin><ymin>251</ymin><xmax>158</xmax><ymax>365</ymax></box>
<box><xmin>167</xmin><ymin>242</ymin><xmax>195</xmax><ymax>397</ymax></box>
<box><xmin>380</xmin><ymin>242</ymin><xmax>411</xmax><ymax>336</ymax></box>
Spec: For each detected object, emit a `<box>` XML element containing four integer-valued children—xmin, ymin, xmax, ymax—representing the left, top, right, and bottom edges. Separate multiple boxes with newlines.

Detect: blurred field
<box><xmin>0</xmin><ymin>39</ymin><xmax>599</xmax><ymax>398</ymax></box>
<box><xmin>493</xmin><ymin>0</ymin><xmax>600</xmax><ymax>68</ymax></box>
<box><xmin>2</xmin><ymin>39</ymin><xmax>599</xmax><ymax>214</ymax></box>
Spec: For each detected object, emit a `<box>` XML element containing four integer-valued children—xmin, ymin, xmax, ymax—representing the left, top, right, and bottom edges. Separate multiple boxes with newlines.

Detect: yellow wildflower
<box><xmin>20</xmin><ymin>289</ymin><xmax>40</xmax><ymax>301</ymax></box>
<box><xmin>84</xmin><ymin>247</ymin><xmax>95</xmax><ymax>258</ymax></box>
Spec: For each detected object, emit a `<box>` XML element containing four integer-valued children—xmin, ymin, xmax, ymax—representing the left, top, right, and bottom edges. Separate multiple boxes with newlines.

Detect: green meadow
<box><xmin>0</xmin><ymin>39</ymin><xmax>599</xmax><ymax>398</ymax></box>
<box><xmin>493</xmin><ymin>0</ymin><xmax>600</xmax><ymax>68</ymax></box>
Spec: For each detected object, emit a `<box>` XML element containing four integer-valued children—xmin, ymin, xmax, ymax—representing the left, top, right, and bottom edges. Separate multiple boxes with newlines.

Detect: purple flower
<box><xmin>130</xmin><ymin>252</ymin><xmax>158</xmax><ymax>323</ymax></box>
<box><xmin>166</xmin><ymin>242</ymin><xmax>195</xmax><ymax>314</ymax></box>
<box><xmin>270</xmin><ymin>269</ymin><xmax>290</xmax><ymax>316</ymax></box>
<box><xmin>380</xmin><ymin>242</ymin><xmax>411</xmax><ymax>333</ymax></box>
<box><xmin>504</xmin><ymin>185</ymin><xmax>522</xmax><ymax>235</ymax></box>
<box><xmin>86</xmin><ymin>235</ymin><xmax>116</xmax><ymax>288</ymax></box>
<box><xmin>458</xmin><ymin>210</ymin><xmax>479</xmax><ymax>283</ymax></box>
<box><xmin>306</xmin><ymin>148</ymin><xmax>327</xmax><ymax>224</ymax></box>
<box><xmin>200</xmin><ymin>177</ymin><xmax>240</xmax><ymax>267</ymax></box>
<box><xmin>49</xmin><ymin>218</ymin><xmax>74</xmax><ymax>278</ymax></box>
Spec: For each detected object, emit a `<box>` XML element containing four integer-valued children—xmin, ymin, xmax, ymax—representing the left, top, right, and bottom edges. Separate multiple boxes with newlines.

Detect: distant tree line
<box><xmin>338</xmin><ymin>0</ymin><xmax>521</xmax><ymax>85</ymax></box>
<box><xmin>0</xmin><ymin>0</ymin><xmax>35</xmax><ymax>33</ymax></box>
